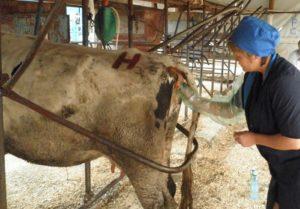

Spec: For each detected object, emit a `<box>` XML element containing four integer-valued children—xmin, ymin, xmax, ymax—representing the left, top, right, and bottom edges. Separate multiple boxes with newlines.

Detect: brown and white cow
<box><xmin>1</xmin><ymin>33</ymin><xmax>198</xmax><ymax>209</ymax></box>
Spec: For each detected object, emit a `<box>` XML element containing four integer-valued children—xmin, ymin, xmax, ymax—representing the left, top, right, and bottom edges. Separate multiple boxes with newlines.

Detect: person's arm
<box><xmin>234</xmin><ymin>131</ymin><xmax>300</xmax><ymax>150</ymax></box>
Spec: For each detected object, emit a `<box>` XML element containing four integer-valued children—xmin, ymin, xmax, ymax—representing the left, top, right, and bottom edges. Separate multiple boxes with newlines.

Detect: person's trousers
<box><xmin>266</xmin><ymin>177</ymin><xmax>300</xmax><ymax>209</ymax></box>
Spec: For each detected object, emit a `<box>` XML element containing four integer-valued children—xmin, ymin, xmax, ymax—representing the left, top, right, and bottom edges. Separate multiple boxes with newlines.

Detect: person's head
<box><xmin>228</xmin><ymin>42</ymin><xmax>268</xmax><ymax>72</ymax></box>
<box><xmin>228</xmin><ymin>16</ymin><xmax>280</xmax><ymax>73</ymax></box>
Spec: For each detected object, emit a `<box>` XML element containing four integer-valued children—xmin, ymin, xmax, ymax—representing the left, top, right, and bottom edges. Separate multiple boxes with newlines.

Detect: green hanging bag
<box><xmin>94</xmin><ymin>6</ymin><xmax>118</xmax><ymax>45</ymax></box>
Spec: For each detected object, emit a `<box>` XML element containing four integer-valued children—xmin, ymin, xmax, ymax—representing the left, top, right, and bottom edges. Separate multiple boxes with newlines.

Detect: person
<box><xmin>288</xmin><ymin>40</ymin><xmax>300</xmax><ymax>70</ymax></box>
<box><xmin>229</xmin><ymin>16</ymin><xmax>300</xmax><ymax>209</ymax></box>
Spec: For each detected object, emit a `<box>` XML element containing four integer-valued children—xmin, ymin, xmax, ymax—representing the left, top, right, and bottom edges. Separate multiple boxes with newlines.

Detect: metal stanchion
<box><xmin>81</xmin><ymin>0</ymin><xmax>93</xmax><ymax>202</ymax></box>
<box><xmin>0</xmin><ymin>15</ymin><xmax>8</xmax><ymax>209</ymax></box>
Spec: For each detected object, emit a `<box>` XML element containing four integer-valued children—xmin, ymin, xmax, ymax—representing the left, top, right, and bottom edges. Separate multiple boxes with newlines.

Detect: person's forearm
<box><xmin>254</xmin><ymin>133</ymin><xmax>300</xmax><ymax>150</ymax></box>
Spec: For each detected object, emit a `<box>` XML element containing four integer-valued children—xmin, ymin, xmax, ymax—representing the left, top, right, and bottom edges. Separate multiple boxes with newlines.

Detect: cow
<box><xmin>1</xmin><ymin>32</ymin><xmax>199</xmax><ymax>209</ymax></box>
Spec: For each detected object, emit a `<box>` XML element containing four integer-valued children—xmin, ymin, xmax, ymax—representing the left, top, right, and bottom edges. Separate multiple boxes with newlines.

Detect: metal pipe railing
<box><xmin>148</xmin><ymin>7</ymin><xmax>241</xmax><ymax>52</ymax></box>
<box><xmin>172</xmin><ymin>0</ymin><xmax>247</xmax><ymax>52</ymax></box>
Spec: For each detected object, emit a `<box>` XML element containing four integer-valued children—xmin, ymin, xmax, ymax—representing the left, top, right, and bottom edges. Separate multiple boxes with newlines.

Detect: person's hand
<box><xmin>234</xmin><ymin>131</ymin><xmax>256</xmax><ymax>147</ymax></box>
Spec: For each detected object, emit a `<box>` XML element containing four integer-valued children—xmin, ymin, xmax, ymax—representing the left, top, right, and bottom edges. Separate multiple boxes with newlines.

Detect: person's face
<box><xmin>232</xmin><ymin>50</ymin><xmax>261</xmax><ymax>72</ymax></box>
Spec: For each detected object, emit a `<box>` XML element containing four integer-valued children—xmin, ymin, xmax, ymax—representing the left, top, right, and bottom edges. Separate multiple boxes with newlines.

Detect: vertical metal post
<box><xmin>82</xmin><ymin>0</ymin><xmax>89</xmax><ymax>46</ymax></box>
<box><xmin>211</xmin><ymin>10</ymin><xmax>216</xmax><ymax>97</ymax></box>
<box><xmin>0</xmin><ymin>16</ymin><xmax>8</xmax><ymax>209</ymax></box>
<box><xmin>128</xmin><ymin>0</ymin><xmax>133</xmax><ymax>48</ymax></box>
<box><xmin>220</xmin><ymin>23</ymin><xmax>226</xmax><ymax>93</ymax></box>
<box><xmin>82</xmin><ymin>0</ymin><xmax>92</xmax><ymax>202</ymax></box>
<box><xmin>233</xmin><ymin>15</ymin><xmax>240</xmax><ymax>81</ymax></box>
<box><xmin>184</xmin><ymin>2</ymin><xmax>190</xmax><ymax>121</ymax></box>
<box><xmin>199</xmin><ymin>6</ymin><xmax>205</xmax><ymax>96</ymax></box>
<box><xmin>163</xmin><ymin>0</ymin><xmax>168</xmax><ymax>53</ymax></box>
<box><xmin>84</xmin><ymin>161</ymin><xmax>92</xmax><ymax>202</ymax></box>
<box><xmin>227</xmin><ymin>15</ymin><xmax>234</xmax><ymax>88</ymax></box>
<box><xmin>34</xmin><ymin>0</ymin><xmax>44</xmax><ymax>35</ymax></box>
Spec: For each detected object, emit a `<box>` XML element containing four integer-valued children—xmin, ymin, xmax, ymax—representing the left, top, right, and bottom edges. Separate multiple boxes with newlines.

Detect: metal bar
<box><xmin>82</xmin><ymin>0</ymin><xmax>89</xmax><ymax>46</ymax></box>
<box><xmin>215</xmin><ymin>0</ymin><xmax>252</xmax><ymax>46</ymax></box>
<box><xmin>184</xmin><ymin>2</ymin><xmax>190</xmax><ymax>121</ymax></box>
<box><xmin>233</xmin><ymin>15</ymin><xmax>241</xmax><ymax>81</ymax></box>
<box><xmin>227</xmin><ymin>15</ymin><xmax>234</xmax><ymax>89</ymax></box>
<box><xmin>211</xmin><ymin>12</ymin><xmax>216</xmax><ymax>97</ymax></box>
<box><xmin>218</xmin><ymin>0</ymin><xmax>251</xmax><ymax>46</ymax></box>
<box><xmin>191</xmin><ymin>0</ymin><xmax>245</xmax><ymax>49</ymax></box>
<box><xmin>172</xmin><ymin>18</ymin><xmax>218</xmax><ymax>52</ymax></box>
<box><xmin>220</xmin><ymin>23</ymin><xmax>226</xmax><ymax>93</ymax></box>
<box><xmin>201</xmin><ymin>83</ymin><xmax>213</xmax><ymax>98</ymax></box>
<box><xmin>34</xmin><ymin>0</ymin><xmax>44</xmax><ymax>35</ymax></box>
<box><xmin>258</xmin><ymin>8</ymin><xmax>267</xmax><ymax>18</ymax></box>
<box><xmin>128</xmin><ymin>0</ymin><xmax>133</xmax><ymax>48</ymax></box>
<box><xmin>174</xmin><ymin>10</ymin><xmax>183</xmax><ymax>36</ymax></box>
<box><xmin>148</xmin><ymin>7</ymin><xmax>240</xmax><ymax>52</ymax></box>
<box><xmin>1</xmin><ymin>89</ymin><xmax>198</xmax><ymax>174</ymax></box>
<box><xmin>238</xmin><ymin>9</ymin><xmax>300</xmax><ymax>15</ymax></box>
<box><xmin>81</xmin><ymin>0</ymin><xmax>92</xmax><ymax>201</ymax></box>
<box><xmin>262</xmin><ymin>10</ymin><xmax>300</xmax><ymax>14</ymax></box>
<box><xmin>84</xmin><ymin>161</ymin><xmax>93</xmax><ymax>202</ymax></box>
<box><xmin>170</xmin><ymin>7</ymin><xmax>241</xmax><ymax>52</ymax></box>
<box><xmin>164</xmin><ymin>0</ymin><xmax>168</xmax><ymax>53</ymax></box>
<box><xmin>0</xmin><ymin>19</ymin><xmax>8</xmax><ymax>209</ymax></box>
<box><xmin>250</xmin><ymin>6</ymin><xmax>263</xmax><ymax>16</ymax></box>
<box><xmin>4</xmin><ymin>0</ymin><xmax>64</xmax><ymax>90</ymax></box>
<box><xmin>79</xmin><ymin>175</ymin><xmax>124</xmax><ymax>209</ymax></box>
<box><xmin>199</xmin><ymin>7</ymin><xmax>205</xmax><ymax>96</ymax></box>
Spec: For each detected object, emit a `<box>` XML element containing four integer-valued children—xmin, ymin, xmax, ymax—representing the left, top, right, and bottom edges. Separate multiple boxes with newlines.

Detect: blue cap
<box><xmin>229</xmin><ymin>16</ymin><xmax>280</xmax><ymax>57</ymax></box>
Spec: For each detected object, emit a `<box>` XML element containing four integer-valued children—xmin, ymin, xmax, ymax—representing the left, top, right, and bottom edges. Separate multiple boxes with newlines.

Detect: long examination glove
<box><xmin>179</xmin><ymin>74</ymin><xmax>245</xmax><ymax>125</ymax></box>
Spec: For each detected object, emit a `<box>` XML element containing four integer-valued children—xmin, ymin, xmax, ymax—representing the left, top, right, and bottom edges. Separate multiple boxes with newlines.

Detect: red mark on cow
<box><xmin>166</xmin><ymin>67</ymin><xmax>186</xmax><ymax>89</ymax></box>
<box><xmin>112</xmin><ymin>52</ymin><xmax>141</xmax><ymax>70</ymax></box>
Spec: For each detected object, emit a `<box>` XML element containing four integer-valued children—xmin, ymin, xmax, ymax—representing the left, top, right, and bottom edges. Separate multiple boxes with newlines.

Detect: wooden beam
<box><xmin>269</xmin><ymin>0</ymin><xmax>275</xmax><ymax>10</ymax></box>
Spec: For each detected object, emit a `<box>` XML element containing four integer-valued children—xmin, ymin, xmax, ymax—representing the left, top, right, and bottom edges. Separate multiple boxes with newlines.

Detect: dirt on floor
<box><xmin>5</xmin><ymin>113</ymin><xmax>271</xmax><ymax>209</ymax></box>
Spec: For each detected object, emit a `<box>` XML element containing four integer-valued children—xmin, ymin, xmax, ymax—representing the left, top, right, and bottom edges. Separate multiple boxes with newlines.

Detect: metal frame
<box><xmin>148</xmin><ymin>0</ymin><xmax>260</xmax><ymax>100</ymax></box>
